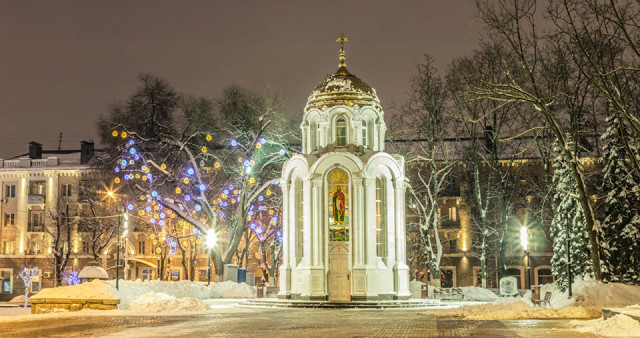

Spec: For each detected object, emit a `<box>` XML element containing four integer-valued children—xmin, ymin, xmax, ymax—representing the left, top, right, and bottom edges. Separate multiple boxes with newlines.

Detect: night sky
<box><xmin>0</xmin><ymin>0</ymin><xmax>482</xmax><ymax>158</ymax></box>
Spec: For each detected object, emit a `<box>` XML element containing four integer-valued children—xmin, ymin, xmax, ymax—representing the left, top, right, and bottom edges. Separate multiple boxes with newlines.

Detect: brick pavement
<box><xmin>0</xmin><ymin>307</ymin><xmax>600</xmax><ymax>337</ymax></box>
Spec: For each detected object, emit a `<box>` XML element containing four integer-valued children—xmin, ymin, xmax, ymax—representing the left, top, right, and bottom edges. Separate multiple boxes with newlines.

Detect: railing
<box><xmin>27</xmin><ymin>224</ymin><xmax>45</xmax><ymax>232</ymax></box>
<box><xmin>3</xmin><ymin>160</ymin><xmax>19</xmax><ymax>168</ymax></box>
<box><xmin>31</xmin><ymin>159</ymin><xmax>47</xmax><ymax>167</ymax></box>
<box><xmin>440</xmin><ymin>219</ymin><xmax>461</xmax><ymax>228</ymax></box>
<box><xmin>27</xmin><ymin>194</ymin><xmax>45</xmax><ymax>204</ymax></box>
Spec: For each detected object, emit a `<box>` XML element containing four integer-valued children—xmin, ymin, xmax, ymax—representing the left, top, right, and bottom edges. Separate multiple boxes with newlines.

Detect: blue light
<box><xmin>155</xmin><ymin>196</ymin><xmax>161</xmax><ymax>201</ymax></box>
<box><xmin>171</xmin><ymin>242</ymin><xmax>177</xmax><ymax>248</ymax></box>
<box><xmin>256</xmin><ymin>226</ymin><xmax>264</xmax><ymax>235</ymax></box>
<box><xmin>120</xmin><ymin>160</ymin><xmax>127</xmax><ymax>166</ymax></box>
<box><xmin>129</xmin><ymin>148</ymin><xmax>137</xmax><ymax>155</ymax></box>
<box><xmin>146</xmin><ymin>173</ymin><xmax>152</xmax><ymax>180</ymax></box>
<box><xmin>219</xmin><ymin>212</ymin><xmax>225</xmax><ymax>218</ymax></box>
<box><xmin>169</xmin><ymin>249</ymin><xmax>175</xmax><ymax>255</ymax></box>
<box><xmin>185</xmin><ymin>195</ymin><xmax>191</xmax><ymax>202</ymax></box>
<box><xmin>243</xmin><ymin>159</ymin><xmax>250</xmax><ymax>167</ymax></box>
<box><xmin>160</xmin><ymin>212</ymin><xmax>166</xmax><ymax>219</ymax></box>
<box><xmin>149</xmin><ymin>218</ymin><xmax>155</xmax><ymax>224</ymax></box>
<box><xmin>124</xmin><ymin>175</ymin><xmax>130</xmax><ymax>180</ymax></box>
<box><xmin>258</xmin><ymin>206</ymin><xmax>263</xmax><ymax>211</ymax></box>
<box><xmin>236</xmin><ymin>197</ymin><xmax>240</xmax><ymax>202</ymax></box>
<box><xmin>145</xmin><ymin>206</ymin><xmax>151</xmax><ymax>212</ymax></box>
<box><xmin>250</xmin><ymin>205</ymin><xmax>255</xmax><ymax>210</ymax></box>
<box><xmin>248</xmin><ymin>211</ymin><xmax>254</xmax><ymax>217</ymax></box>
<box><xmin>167</xmin><ymin>237</ymin><xmax>172</xmax><ymax>243</ymax></box>
<box><xmin>179</xmin><ymin>204</ymin><xmax>184</xmax><ymax>210</ymax></box>
<box><xmin>259</xmin><ymin>137</ymin><xmax>266</xmax><ymax>144</ymax></box>
<box><xmin>231</xmin><ymin>140</ymin><xmax>238</xmax><ymax>147</ymax></box>
<box><xmin>187</xmin><ymin>168</ymin><xmax>194</xmax><ymax>175</ymax></box>
<box><xmin>147</xmin><ymin>197</ymin><xmax>152</xmax><ymax>203</ymax></box>
<box><xmin>199</xmin><ymin>184</ymin><xmax>206</xmax><ymax>191</ymax></box>
<box><xmin>127</xmin><ymin>204</ymin><xmax>134</xmax><ymax>211</ymax></box>
<box><xmin>279</xmin><ymin>149</ymin><xmax>286</xmax><ymax>156</ymax></box>
<box><xmin>151</xmin><ymin>191</ymin><xmax>158</xmax><ymax>197</ymax></box>
<box><xmin>272</xmin><ymin>216</ymin><xmax>278</xmax><ymax>223</ymax></box>
<box><xmin>134</xmin><ymin>155</ymin><xmax>140</xmax><ymax>160</ymax></box>
<box><xmin>195</xmin><ymin>204</ymin><xmax>201</xmax><ymax>211</ymax></box>
<box><xmin>258</xmin><ymin>196</ymin><xmax>264</xmax><ymax>202</ymax></box>
<box><xmin>128</xmin><ymin>139</ymin><xmax>135</xmax><ymax>145</ymax></box>
<box><xmin>223</xmin><ymin>189</ymin><xmax>229</xmax><ymax>195</ymax></box>
<box><xmin>158</xmin><ymin>220</ymin><xmax>164</xmax><ymax>226</ymax></box>
<box><xmin>192</xmin><ymin>228</ymin><xmax>198</xmax><ymax>234</ymax></box>
<box><xmin>250</xmin><ymin>223</ymin><xmax>256</xmax><ymax>229</ymax></box>
<box><xmin>114</xmin><ymin>167</ymin><xmax>120</xmax><ymax>173</ymax></box>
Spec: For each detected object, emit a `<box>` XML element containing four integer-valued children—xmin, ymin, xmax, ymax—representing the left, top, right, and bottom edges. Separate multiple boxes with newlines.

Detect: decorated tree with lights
<box><xmin>550</xmin><ymin>140</ymin><xmax>593</xmax><ymax>291</ymax></box>
<box><xmin>97</xmin><ymin>76</ymin><xmax>294</xmax><ymax>279</ymax></box>
<box><xmin>599</xmin><ymin>115</ymin><xmax>640</xmax><ymax>284</ymax></box>
<box><xmin>18</xmin><ymin>267</ymin><xmax>39</xmax><ymax>308</ymax></box>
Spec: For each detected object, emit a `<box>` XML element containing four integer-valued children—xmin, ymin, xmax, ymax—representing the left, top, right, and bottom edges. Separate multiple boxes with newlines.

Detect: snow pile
<box><xmin>31</xmin><ymin>280</ymin><xmax>118</xmax><ymax>301</ymax></box>
<box><xmin>422</xmin><ymin>299</ymin><xmax>602</xmax><ymax>320</ymax></box>
<box><xmin>460</xmin><ymin>286</ymin><xmax>498</xmax><ymax>301</ymax></box>
<box><xmin>212</xmin><ymin>281</ymin><xmax>256</xmax><ymax>299</ymax></box>
<box><xmin>9</xmin><ymin>295</ymin><xmax>25</xmax><ymax>304</ymax></box>
<box><xmin>571</xmin><ymin>314</ymin><xmax>640</xmax><ymax>337</ymax></box>
<box><xmin>523</xmin><ymin>277</ymin><xmax>640</xmax><ymax>308</ymax></box>
<box><xmin>127</xmin><ymin>292</ymin><xmax>207</xmax><ymax>313</ymax></box>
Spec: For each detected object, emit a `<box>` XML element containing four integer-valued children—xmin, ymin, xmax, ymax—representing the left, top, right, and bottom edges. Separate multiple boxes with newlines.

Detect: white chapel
<box><xmin>279</xmin><ymin>35</ymin><xmax>410</xmax><ymax>301</ymax></box>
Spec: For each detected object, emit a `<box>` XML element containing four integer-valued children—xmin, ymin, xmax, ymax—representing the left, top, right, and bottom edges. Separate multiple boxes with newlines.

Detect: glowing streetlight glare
<box><xmin>520</xmin><ymin>226</ymin><xmax>528</xmax><ymax>251</ymax></box>
<box><xmin>107</xmin><ymin>191</ymin><xmax>114</xmax><ymax>198</ymax></box>
<box><xmin>205</xmin><ymin>230</ymin><xmax>217</xmax><ymax>248</ymax></box>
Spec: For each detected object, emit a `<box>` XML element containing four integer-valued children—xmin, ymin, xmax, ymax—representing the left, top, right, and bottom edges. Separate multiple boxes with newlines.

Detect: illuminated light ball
<box><xmin>249</xmin><ymin>177</ymin><xmax>256</xmax><ymax>184</ymax></box>
<box><xmin>248</xmin><ymin>211</ymin><xmax>254</xmax><ymax>217</ymax></box>
<box><xmin>250</xmin><ymin>223</ymin><xmax>256</xmax><ymax>229</ymax></box>
<box><xmin>236</xmin><ymin>196</ymin><xmax>240</xmax><ymax>202</ymax></box>
<box><xmin>247</xmin><ymin>216</ymin><xmax>252</xmax><ymax>221</ymax></box>
<box><xmin>126</xmin><ymin>204</ymin><xmax>134</xmax><ymax>211</ymax></box>
<box><xmin>266</xmin><ymin>190</ymin><xmax>272</xmax><ymax>196</ymax></box>
<box><xmin>153</xmin><ymin>239</ymin><xmax>158</xmax><ymax>245</ymax></box>
<box><xmin>121</xmin><ymin>132</ymin><xmax>127</xmax><ymax>138</ymax></box>
<box><xmin>114</xmin><ymin>177</ymin><xmax>121</xmax><ymax>184</ymax></box>
<box><xmin>149</xmin><ymin>218</ymin><xmax>156</xmax><ymax>224</ymax></box>
<box><xmin>246</xmin><ymin>167</ymin><xmax>252</xmax><ymax>174</ymax></box>
<box><xmin>183</xmin><ymin>178</ymin><xmax>190</xmax><ymax>184</ymax></box>
<box><xmin>120</xmin><ymin>165</ymin><xmax>125</xmax><ymax>170</ymax></box>
<box><xmin>223</xmin><ymin>189</ymin><xmax>229</xmax><ymax>195</ymax></box>
<box><xmin>206</xmin><ymin>134</ymin><xmax>212</xmax><ymax>141</ymax></box>
<box><xmin>201</xmin><ymin>146</ymin><xmax>207</xmax><ymax>153</ymax></box>
<box><xmin>255</xmin><ymin>143</ymin><xmax>262</xmax><ymax>149</ymax></box>
<box><xmin>114</xmin><ymin>167</ymin><xmax>120</xmax><ymax>173</ymax></box>
<box><xmin>112</xmin><ymin>130</ymin><xmax>118</xmax><ymax>137</ymax></box>
<box><xmin>258</xmin><ymin>196</ymin><xmax>264</xmax><ymax>202</ymax></box>
<box><xmin>279</xmin><ymin>149</ymin><xmax>286</xmax><ymax>156</ymax></box>
<box><xmin>231</xmin><ymin>140</ymin><xmax>238</xmax><ymax>147</ymax></box>
<box><xmin>151</xmin><ymin>191</ymin><xmax>158</xmax><ymax>197</ymax></box>
<box><xmin>256</xmin><ymin>226</ymin><xmax>264</xmax><ymax>235</ymax></box>
<box><xmin>219</xmin><ymin>212</ymin><xmax>225</xmax><ymax>218</ymax></box>
<box><xmin>278</xmin><ymin>236</ymin><xmax>283</xmax><ymax>243</ymax></box>
<box><xmin>175</xmin><ymin>187</ymin><xmax>182</xmax><ymax>194</ymax></box>
<box><xmin>128</xmin><ymin>139</ymin><xmax>135</xmax><ymax>145</ymax></box>
<box><xmin>134</xmin><ymin>155</ymin><xmax>140</xmax><ymax>161</ymax></box>
<box><xmin>129</xmin><ymin>148</ymin><xmax>137</xmax><ymax>155</ymax></box>
<box><xmin>221</xmin><ymin>193</ymin><xmax>227</xmax><ymax>199</ymax></box>
<box><xmin>229</xmin><ymin>184</ymin><xmax>234</xmax><ymax>189</ymax></box>
<box><xmin>155</xmin><ymin>196</ymin><xmax>161</xmax><ymax>201</ymax></box>
<box><xmin>138</xmin><ymin>210</ymin><xmax>144</xmax><ymax>216</ymax></box>
<box><xmin>269</xmin><ymin>210</ymin><xmax>274</xmax><ymax>215</ymax></box>
<box><xmin>250</xmin><ymin>160</ymin><xmax>255</xmax><ymax>166</ymax></box>
<box><xmin>158</xmin><ymin>220</ymin><xmax>165</xmax><ymax>226</ymax></box>
<box><xmin>124</xmin><ymin>175</ymin><xmax>130</xmax><ymax>181</ymax></box>
<box><xmin>195</xmin><ymin>205</ymin><xmax>201</xmax><ymax>211</ymax></box>
<box><xmin>199</xmin><ymin>184</ymin><xmax>206</xmax><ymax>191</ymax></box>
<box><xmin>238</xmin><ymin>157</ymin><xmax>243</xmax><ymax>163</ymax></box>
<box><xmin>160</xmin><ymin>212</ymin><xmax>166</xmax><ymax>219</ymax></box>
<box><xmin>160</xmin><ymin>163</ymin><xmax>167</xmax><ymax>170</ymax></box>
<box><xmin>156</xmin><ymin>247</ymin><xmax>161</xmax><ymax>254</ymax></box>
<box><xmin>192</xmin><ymin>228</ymin><xmax>198</xmax><ymax>234</ymax></box>
<box><xmin>231</xmin><ymin>199</ymin><xmax>236</xmax><ymax>204</ymax></box>
<box><xmin>144</xmin><ymin>206</ymin><xmax>151</xmax><ymax>212</ymax></box>
<box><xmin>233</xmin><ymin>190</ymin><xmax>238</xmax><ymax>195</ymax></box>
<box><xmin>146</xmin><ymin>173</ymin><xmax>152</xmax><ymax>180</ymax></box>
<box><xmin>216</xmin><ymin>198</ymin><xmax>221</xmax><ymax>203</ymax></box>
<box><xmin>135</xmin><ymin>173</ymin><xmax>140</xmax><ymax>179</ymax></box>
<box><xmin>259</xmin><ymin>137</ymin><xmax>266</xmax><ymax>145</ymax></box>
<box><xmin>121</xmin><ymin>160</ymin><xmax>127</xmax><ymax>166</ymax></box>
<box><xmin>166</xmin><ymin>237</ymin><xmax>172</xmax><ymax>243</ymax></box>
<box><xmin>243</xmin><ymin>159</ymin><xmax>251</xmax><ymax>167</ymax></box>
<box><xmin>212</xmin><ymin>200</ymin><xmax>218</xmax><ymax>205</ymax></box>
<box><xmin>214</xmin><ymin>162</ymin><xmax>221</xmax><ymax>169</ymax></box>
<box><xmin>129</xmin><ymin>159</ymin><xmax>134</xmax><ymax>165</ymax></box>
<box><xmin>179</xmin><ymin>204</ymin><xmax>184</xmax><ymax>210</ymax></box>
<box><xmin>171</xmin><ymin>241</ymin><xmax>177</xmax><ymax>248</ymax></box>
<box><xmin>185</xmin><ymin>195</ymin><xmax>191</xmax><ymax>202</ymax></box>
<box><xmin>144</xmin><ymin>167</ymin><xmax>150</xmax><ymax>173</ymax></box>
<box><xmin>258</xmin><ymin>206</ymin><xmax>263</xmax><ymax>211</ymax></box>
<box><xmin>272</xmin><ymin>216</ymin><xmax>278</xmax><ymax>223</ymax></box>
<box><xmin>146</xmin><ymin>197</ymin><xmax>152</xmax><ymax>203</ymax></box>
<box><xmin>150</xmin><ymin>234</ymin><xmax>155</xmax><ymax>239</ymax></box>
<box><xmin>187</xmin><ymin>168</ymin><xmax>194</xmax><ymax>175</ymax></box>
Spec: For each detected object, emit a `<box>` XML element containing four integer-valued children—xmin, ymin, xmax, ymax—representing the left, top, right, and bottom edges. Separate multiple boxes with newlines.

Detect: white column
<box><xmin>303</xmin><ymin>179</ymin><xmax>312</xmax><ymax>266</ymax></box>
<box><xmin>394</xmin><ymin>178</ymin><xmax>407</xmax><ymax>266</ymax></box>
<box><xmin>364</xmin><ymin>178</ymin><xmax>377</xmax><ymax>266</ymax></box>
<box><xmin>280</xmin><ymin>181</ymin><xmax>290</xmax><ymax>268</ymax></box>
<box><xmin>311</xmin><ymin>178</ymin><xmax>323</xmax><ymax>266</ymax></box>
<box><xmin>352</xmin><ymin>174</ymin><xmax>365</xmax><ymax>266</ymax></box>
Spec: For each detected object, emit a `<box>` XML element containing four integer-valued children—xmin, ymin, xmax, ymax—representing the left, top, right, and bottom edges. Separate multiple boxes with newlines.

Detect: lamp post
<box><xmin>205</xmin><ymin>230</ymin><xmax>217</xmax><ymax>286</ymax></box>
<box><xmin>567</xmin><ymin>237</ymin><xmax>572</xmax><ymax>297</ymax></box>
<box><xmin>520</xmin><ymin>225</ymin><xmax>530</xmax><ymax>290</ymax></box>
<box><xmin>107</xmin><ymin>190</ymin><xmax>129</xmax><ymax>290</ymax></box>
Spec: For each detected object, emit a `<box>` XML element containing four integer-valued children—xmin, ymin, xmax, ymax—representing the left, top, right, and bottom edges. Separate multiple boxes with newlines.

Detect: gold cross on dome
<box><xmin>336</xmin><ymin>33</ymin><xmax>349</xmax><ymax>67</ymax></box>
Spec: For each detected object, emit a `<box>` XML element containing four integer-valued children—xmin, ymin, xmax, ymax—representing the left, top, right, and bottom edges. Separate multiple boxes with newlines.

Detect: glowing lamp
<box><xmin>205</xmin><ymin>230</ymin><xmax>217</xmax><ymax>248</ymax></box>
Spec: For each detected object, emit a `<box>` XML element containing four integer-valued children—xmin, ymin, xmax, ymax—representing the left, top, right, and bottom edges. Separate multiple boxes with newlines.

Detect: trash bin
<box><xmin>421</xmin><ymin>284</ymin><xmax>429</xmax><ymax>299</ymax></box>
<box><xmin>256</xmin><ymin>283</ymin><xmax>264</xmax><ymax>298</ymax></box>
<box><xmin>531</xmin><ymin>285</ymin><xmax>541</xmax><ymax>303</ymax></box>
<box><xmin>237</xmin><ymin>268</ymin><xmax>246</xmax><ymax>283</ymax></box>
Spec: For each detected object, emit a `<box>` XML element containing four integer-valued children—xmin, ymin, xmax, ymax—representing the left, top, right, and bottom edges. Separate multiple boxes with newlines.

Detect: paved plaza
<box><xmin>0</xmin><ymin>306</ymin><xmax>600</xmax><ymax>337</ymax></box>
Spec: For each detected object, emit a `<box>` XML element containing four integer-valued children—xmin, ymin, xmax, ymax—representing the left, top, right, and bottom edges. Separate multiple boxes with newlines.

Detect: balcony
<box><xmin>27</xmin><ymin>224</ymin><xmax>45</xmax><ymax>232</ymax></box>
<box><xmin>440</xmin><ymin>219</ymin><xmax>461</xmax><ymax>229</ymax></box>
<box><xmin>27</xmin><ymin>194</ymin><xmax>45</xmax><ymax>205</ymax></box>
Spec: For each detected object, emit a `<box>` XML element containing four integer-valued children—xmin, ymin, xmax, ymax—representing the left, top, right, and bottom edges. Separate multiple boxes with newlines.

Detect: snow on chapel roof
<box><xmin>305</xmin><ymin>34</ymin><xmax>381</xmax><ymax>111</ymax></box>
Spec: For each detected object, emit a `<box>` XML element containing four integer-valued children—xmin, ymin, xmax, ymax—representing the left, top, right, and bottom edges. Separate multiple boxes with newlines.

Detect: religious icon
<box><xmin>332</xmin><ymin>187</ymin><xmax>346</xmax><ymax>224</ymax></box>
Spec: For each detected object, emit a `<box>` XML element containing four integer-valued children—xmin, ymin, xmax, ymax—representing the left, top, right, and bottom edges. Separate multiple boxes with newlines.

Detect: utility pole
<box><xmin>567</xmin><ymin>237</ymin><xmax>572</xmax><ymax>297</ymax></box>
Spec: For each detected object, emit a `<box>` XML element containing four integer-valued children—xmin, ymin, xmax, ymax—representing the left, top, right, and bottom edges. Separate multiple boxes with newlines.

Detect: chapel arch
<box><xmin>327</xmin><ymin>167</ymin><xmax>350</xmax><ymax>241</ymax></box>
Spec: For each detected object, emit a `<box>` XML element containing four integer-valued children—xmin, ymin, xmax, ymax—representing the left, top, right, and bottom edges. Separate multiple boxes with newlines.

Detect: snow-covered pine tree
<box><xmin>550</xmin><ymin>139</ymin><xmax>593</xmax><ymax>291</ymax></box>
<box><xmin>599</xmin><ymin>115</ymin><xmax>640</xmax><ymax>284</ymax></box>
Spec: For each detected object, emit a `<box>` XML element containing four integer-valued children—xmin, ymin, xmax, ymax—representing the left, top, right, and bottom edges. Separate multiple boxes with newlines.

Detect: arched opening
<box><xmin>361</xmin><ymin>120</ymin><xmax>368</xmax><ymax>148</ymax></box>
<box><xmin>295</xmin><ymin>178</ymin><xmax>304</xmax><ymax>264</ymax></box>
<box><xmin>336</xmin><ymin>118</ymin><xmax>347</xmax><ymax>147</ymax></box>
<box><xmin>375</xmin><ymin>176</ymin><xmax>387</xmax><ymax>261</ymax></box>
<box><xmin>328</xmin><ymin>168</ymin><xmax>349</xmax><ymax>241</ymax></box>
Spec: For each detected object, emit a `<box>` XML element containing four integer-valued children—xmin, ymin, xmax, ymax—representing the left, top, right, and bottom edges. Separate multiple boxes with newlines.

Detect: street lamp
<box><xmin>205</xmin><ymin>230</ymin><xmax>217</xmax><ymax>286</ymax></box>
<box><xmin>105</xmin><ymin>189</ymin><xmax>129</xmax><ymax>290</ymax></box>
<box><xmin>520</xmin><ymin>225</ymin><xmax>530</xmax><ymax>291</ymax></box>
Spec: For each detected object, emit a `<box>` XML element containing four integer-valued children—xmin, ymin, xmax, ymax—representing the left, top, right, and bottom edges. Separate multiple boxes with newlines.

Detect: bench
<box><xmin>432</xmin><ymin>287</ymin><xmax>464</xmax><ymax>300</ymax></box>
<box><xmin>534</xmin><ymin>291</ymin><xmax>551</xmax><ymax>308</ymax></box>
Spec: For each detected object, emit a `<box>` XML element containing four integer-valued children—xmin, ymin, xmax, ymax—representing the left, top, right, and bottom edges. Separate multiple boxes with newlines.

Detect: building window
<box><xmin>138</xmin><ymin>241</ymin><xmax>145</xmax><ymax>255</ymax></box>
<box><xmin>32</xmin><ymin>242</ymin><xmax>41</xmax><ymax>254</ymax></box>
<box><xmin>30</xmin><ymin>274</ymin><xmax>41</xmax><ymax>293</ymax></box>
<box><xmin>29</xmin><ymin>181</ymin><xmax>45</xmax><ymax>195</ymax></box>
<box><xmin>5</xmin><ymin>185</ymin><xmax>15</xmax><ymax>198</ymax></box>
<box><xmin>3</xmin><ymin>241</ymin><xmax>14</xmax><ymax>255</ymax></box>
<box><xmin>448</xmin><ymin>206</ymin><xmax>457</xmax><ymax>222</ymax></box>
<box><xmin>375</xmin><ymin>176</ymin><xmax>387</xmax><ymax>260</ymax></box>
<box><xmin>0</xmin><ymin>269</ymin><xmax>12</xmax><ymax>293</ymax></box>
<box><xmin>295</xmin><ymin>178</ymin><xmax>304</xmax><ymax>263</ymax></box>
<box><xmin>62</xmin><ymin>184</ymin><xmax>72</xmax><ymax>197</ymax></box>
<box><xmin>82</xmin><ymin>241</ymin><xmax>90</xmax><ymax>254</ymax></box>
<box><xmin>449</xmin><ymin>239</ymin><xmax>457</xmax><ymax>252</ymax></box>
<box><xmin>29</xmin><ymin>211</ymin><xmax>44</xmax><ymax>231</ymax></box>
<box><xmin>361</xmin><ymin>120</ymin><xmax>368</xmax><ymax>148</ymax></box>
<box><xmin>4</xmin><ymin>213</ymin><xmax>14</xmax><ymax>226</ymax></box>
<box><xmin>336</xmin><ymin>118</ymin><xmax>347</xmax><ymax>147</ymax></box>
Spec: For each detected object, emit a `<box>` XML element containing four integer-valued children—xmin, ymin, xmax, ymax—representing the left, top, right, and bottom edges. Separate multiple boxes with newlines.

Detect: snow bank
<box><xmin>213</xmin><ymin>281</ymin><xmax>256</xmax><ymax>299</ymax></box>
<box><xmin>460</xmin><ymin>286</ymin><xmax>498</xmax><ymax>301</ymax></box>
<box><xmin>31</xmin><ymin>280</ymin><xmax>118</xmax><ymax>301</ymax></box>
<box><xmin>571</xmin><ymin>314</ymin><xmax>640</xmax><ymax>337</ymax></box>
<box><xmin>422</xmin><ymin>299</ymin><xmax>602</xmax><ymax>320</ymax></box>
<box><xmin>523</xmin><ymin>277</ymin><xmax>640</xmax><ymax>308</ymax></box>
<box><xmin>127</xmin><ymin>292</ymin><xmax>207</xmax><ymax>312</ymax></box>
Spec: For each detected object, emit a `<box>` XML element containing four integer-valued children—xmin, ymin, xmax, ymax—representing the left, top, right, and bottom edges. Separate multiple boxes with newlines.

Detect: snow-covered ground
<box><xmin>571</xmin><ymin>314</ymin><xmax>640</xmax><ymax>337</ymax></box>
